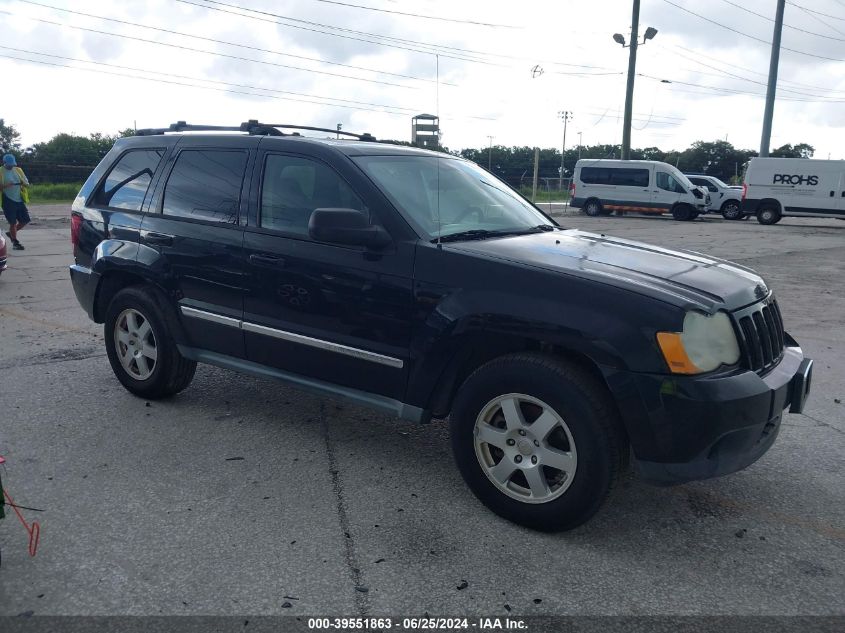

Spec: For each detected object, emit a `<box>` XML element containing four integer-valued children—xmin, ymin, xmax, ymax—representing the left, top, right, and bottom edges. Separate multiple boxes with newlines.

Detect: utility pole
<box><xmin>532</xmin><ymin>147</ymin><xmax>540</xmax><ymax>203</ymax></box>
<box><xmin>613</xmin><ymin>3</ymin><xmax>657</xmax><ymax>160</ymax></box>
<box><xmin>487</xmin><ymin>135</ymin><xmax>494</xmax><ymax>171</ymax></box>
<box><xmin>558</xmin><ymin>111</ymin><xmax>572</xmax><ymax>191</ymax></box>
<box><xmin>578</xmin><ymin>131</ymin><xmax>583</xmax><ymax>161</ymax></box>
<box><xmin>621</xmin><ymin>0</ymin><xmax>640</xmax><ymax>160</ymax></box>
<box><xmin>760</xmin><ymin>0</ymin><xmax>786</xmax><ymax>157</ymax></box>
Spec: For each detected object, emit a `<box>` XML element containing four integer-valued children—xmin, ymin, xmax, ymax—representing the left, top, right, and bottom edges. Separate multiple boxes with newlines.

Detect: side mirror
<box><xmin>308</xmin><ymin>208</ymin><xmax>391</xmax><ymax>249</ymax></box>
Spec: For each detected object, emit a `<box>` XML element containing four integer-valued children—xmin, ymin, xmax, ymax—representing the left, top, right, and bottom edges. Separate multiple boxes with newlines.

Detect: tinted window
<box><xmin>580</xmin><ymin>167</ymin><xmax>610</xmax><ymax>185</ymax></box>
<box><xmin>162</xmin><ymin>150</ymin><xmax>247</xmax><ymax>224</ymax></box>
<box><xmin>94</xmin><ymin>149</ymin><xmax>163</xmax><ymax>210</ymax></box>
<box><xmin>610</xmin><ymin>168</ymin><xmax>650</xmax><ymax>187</ymax></box>
<box><xmin>656</xmin><ymin>171</ymin><xmax>687</xmax><ymax>194</ymax></box>
<box><xmin>261</xmin><ymin>154</ymin><xmax>365</xmax><ymax>237</ymax></box>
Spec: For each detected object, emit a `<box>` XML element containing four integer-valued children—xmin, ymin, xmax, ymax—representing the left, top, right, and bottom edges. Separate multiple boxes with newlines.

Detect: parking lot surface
<box><xmin>0</xmin><ymin>208</ymin><xmax>843</xmax><ymax>616</ymax></box>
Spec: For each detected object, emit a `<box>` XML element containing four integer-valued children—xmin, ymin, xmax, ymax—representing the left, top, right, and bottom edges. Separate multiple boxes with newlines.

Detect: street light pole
<box><xmin>614</xmin><ymin>3</ymin><xmax>657</xmax><ymax>160</ymax></box>
<box><xmin>760</xmin><ymin>0</ymin><xmax>785</xmax><ymax>157</ymax></box>
<box><xmin>578</xmin><ymin>132</ymin><xmax>583</xmax><ymax>161</ymax></box>
<box><xmin>621</xmin><ymin>0</ymin><xmax>640</xmax><ymax>160</ymax></box>
<box><xmin>558</xmin><ymin>111</ymin><xmax>572</xmax><ymax>191</ymax></box>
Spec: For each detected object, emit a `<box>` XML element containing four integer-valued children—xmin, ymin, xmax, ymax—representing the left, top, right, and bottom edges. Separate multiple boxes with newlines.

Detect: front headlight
<box><xmin>656</xmin><ymin>311</ymin><xmax>741</xmax><ymax>374</ymax></box>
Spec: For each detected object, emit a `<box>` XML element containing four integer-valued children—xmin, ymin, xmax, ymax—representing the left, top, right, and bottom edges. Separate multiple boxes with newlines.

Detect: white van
<box><xmin>741</xmin><ymin>157</ymin><xmax>845</xmax><ymax>224</ymax></box>
<box><xmin>570</xmin><ymin>159</ymin><xmax>710</xmax><ymax>221</ymax></box>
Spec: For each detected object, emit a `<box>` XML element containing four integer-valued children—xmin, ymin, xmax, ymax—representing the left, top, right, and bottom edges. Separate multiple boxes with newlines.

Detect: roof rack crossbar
<box><xmin>243</xmin><ymin>121</ymin><xmax>376</xmax><ymax>141</ymax></box>
<box><xmin>135</xmin><ymin>121</ymin><xmax>375</xmax><ymax>141</ymax></box>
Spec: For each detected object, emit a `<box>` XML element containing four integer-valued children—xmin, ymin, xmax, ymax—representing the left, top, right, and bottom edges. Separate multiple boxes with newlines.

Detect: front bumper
<box><xmin>606</xmin><ymin>345</ymin><xmax>813</xmax><ymax>485</ymax></box>
<box><xmin>69</xmin><ymin>264</ymin><xmax>101</xmax><ymax>321</ymax></box>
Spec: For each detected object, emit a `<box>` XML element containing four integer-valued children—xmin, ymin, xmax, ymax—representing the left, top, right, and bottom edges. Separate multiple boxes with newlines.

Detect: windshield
<box><xmin>709</xmin><ymin>176</ymin><xmax>729</xmax><ymax>188</ymax></box>
<box><xmin>353</xmin><ymin>155</ymin><xmax>552</xmax><ymax>240</ymax></box>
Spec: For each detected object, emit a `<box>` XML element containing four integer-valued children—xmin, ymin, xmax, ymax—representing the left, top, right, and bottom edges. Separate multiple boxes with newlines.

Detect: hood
<box><xmin>447</xmin><ymin>229</ymin><xmax>767</xmax><ymax>312</ymax></box>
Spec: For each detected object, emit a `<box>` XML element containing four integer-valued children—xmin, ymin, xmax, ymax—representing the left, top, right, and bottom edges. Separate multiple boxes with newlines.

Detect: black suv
<box><xmin>69</xmin><ymin>122</ymin><xmax>813</xmax><ymax>531</ymax></box>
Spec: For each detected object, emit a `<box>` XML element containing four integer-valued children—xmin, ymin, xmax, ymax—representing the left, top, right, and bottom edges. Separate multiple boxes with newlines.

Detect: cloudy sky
<box><xmin>2</xmin><ymin>0</ymin><xmax>845</xmax><ymax>158</ymax></box>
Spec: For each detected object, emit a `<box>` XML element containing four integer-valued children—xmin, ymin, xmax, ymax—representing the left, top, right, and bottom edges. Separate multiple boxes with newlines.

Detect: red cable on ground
<box><xmin>3</xmin><ymin>489</ymin><xmax>41</xmax><ymax>557</ymax></box>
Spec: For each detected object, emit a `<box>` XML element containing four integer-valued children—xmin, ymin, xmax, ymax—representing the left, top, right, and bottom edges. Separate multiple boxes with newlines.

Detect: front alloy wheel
<box><xmin>114</xmin><ymin>308</ymin><xmax>158</xmax><ymax>380</ymax></box>
<box><xmin>721</xmin><ymin>201</ymin><xmax>741</xmax><ymax>220</ymax></box>
<box><xmin>474</xmin><ymin>393</ymin><xmax>577</xmax><ymax>504</ymax></box>
<box><xmin>450</xmin><ymin>353</ymin><xmax>626</xmax><ymax>531</ymax></box>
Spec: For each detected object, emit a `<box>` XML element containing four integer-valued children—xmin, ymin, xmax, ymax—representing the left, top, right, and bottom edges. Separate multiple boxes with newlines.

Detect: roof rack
<box><xmin>135</xmin><ymin>120</ymin><xmax>376</xmax><ymax>141</ymax></box>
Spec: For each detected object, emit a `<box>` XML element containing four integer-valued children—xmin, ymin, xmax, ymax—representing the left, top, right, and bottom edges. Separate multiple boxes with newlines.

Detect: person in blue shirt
<box><xmin>1</xmin><ymin>154</ymin><xmax>31</xmax><ymax>250</ymax></box>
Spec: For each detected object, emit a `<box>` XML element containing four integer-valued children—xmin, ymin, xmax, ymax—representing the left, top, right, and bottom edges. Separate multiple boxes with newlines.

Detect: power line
<box><xmin>658</xmin><ymin>45</ymin><xmax>845</xmax><ymax>99</ymax></box>
<box><xmin>20</xmin><ymin>0</ymin><xmax>441</xmax><ymax>84</ymax></box>
<box><xmin>787</xmin><ymin>1</ymin><xmax>845</xmax><ymax>22</ymax></box>
<box><xmin>0</xmin><ymin>51</ymin><xmax>418</xmax><ymax>115</ymax></box>
<box><xmin>2</xmin><ymin>8</ymin><xmax>416</xmax><ymax>89</ymax></box>
<box><xmin>660</xmin><ymin>0</ymin><xmax>845</xmax><ymax>62</ymax></box>
<box><xmin>0</xmin><ymin>48</ymin><xmax>499</xmax><ymax>122</ymax></box>
<box><xmin>640</xmin><ymin>73</ymin><xmax>845</xmax><ymax>102</ymax></box>
<box><xmin>304</xmin><ymin>0</ymin><xmax>519</xmax><ymax>28</ymax></box>
<box><xmin>0</xmin><ymin>45</ymin><xmax>419</xmax><ymax>113</ymax></box>
<box><xmin>177</xmin><ymin>0</ymin><xmax>618</xmax><ymax>71</ymax></box>
<box><xmin>667</xmin><ymin>43</ymin><xmax>845</xmax><ymax>94</ymax></box>
<box><xmin>789</xmin><ymin>2</ymin><xmax>845</xmax><ymax>37</ymax></box>
<box><xmin>719</xmin><ymin>0</ymin><xmax>845</xmax><ymax>41</ymax></box>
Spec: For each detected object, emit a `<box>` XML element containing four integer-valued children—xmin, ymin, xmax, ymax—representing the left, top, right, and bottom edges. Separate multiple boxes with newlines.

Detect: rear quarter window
<box><xmin>92</xmin><ymin>148</ymin><xmax>164</xmax><ymax>211</ymax></box>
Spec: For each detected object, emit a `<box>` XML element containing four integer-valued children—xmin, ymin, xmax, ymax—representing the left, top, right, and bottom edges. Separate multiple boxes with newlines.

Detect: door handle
<box><xmin>249</xmin><ymin>253</ymin><xmax>286</xmax><ymax>267</ymax></box>
<box><xmin>141</xmin><ymin>230</ymin><xmax>174</xmax><ymax>246</ymax></box>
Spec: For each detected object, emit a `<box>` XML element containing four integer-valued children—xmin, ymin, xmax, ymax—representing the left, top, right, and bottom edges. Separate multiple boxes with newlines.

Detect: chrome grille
<box><xmin>733</xmin><ymin>298</ymin><xmax>785</xmax><ymax>373</ymax></box>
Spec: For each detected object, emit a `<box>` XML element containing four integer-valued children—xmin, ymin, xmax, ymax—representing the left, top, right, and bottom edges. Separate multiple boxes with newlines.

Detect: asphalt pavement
<box><xmin>0</xmin><ymin>206</ymin><xmax>843</xmax><ymax>618</ymax></box>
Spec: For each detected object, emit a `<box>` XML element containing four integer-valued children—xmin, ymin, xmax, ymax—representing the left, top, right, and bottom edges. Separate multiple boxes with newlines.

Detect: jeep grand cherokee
<box><xmin>69</xmin><ymin>122</ymin><xmax>813</xmax><ymax>531</ymax></box>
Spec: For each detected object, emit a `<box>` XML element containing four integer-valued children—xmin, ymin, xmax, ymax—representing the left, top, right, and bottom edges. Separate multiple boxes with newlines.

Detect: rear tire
<box><xmin>671</xmin><ymin>204</ymin><xmax>694</xmax><ymax>221</ymax></box>
<box><xmin>721</xmin><ymin>200</ymin><xmax>741</xmax><ymax>220</ymax></box>
<box><xmin>450</xmin><ymin>353</ymin><xmax>626</xmax><ymax>531</ymax></box>
<box><xmin>104</xmin><ymin>286</ymin><xmax>196</xmax><ymax>399</ymax></box>
<box><xmin>583</xmin><ymin>198</ymin><xmax>603</xmax><ymax>217</ymax></box>
<box><xmin>757</xmin><ymin>206</ymin><xmax>782</xmax><ymax>225</ymax></box>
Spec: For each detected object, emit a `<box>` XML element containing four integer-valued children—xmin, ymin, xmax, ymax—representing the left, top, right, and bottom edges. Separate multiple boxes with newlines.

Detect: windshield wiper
<box><xmin>434</xmin><ymin>229</ymin><xmax>499</xmax><ymax>243</ymax></box>
<box><xmin>433</xmin><ymin>225</ymin><xmax>556</xmax><ymax>243</ymax></box>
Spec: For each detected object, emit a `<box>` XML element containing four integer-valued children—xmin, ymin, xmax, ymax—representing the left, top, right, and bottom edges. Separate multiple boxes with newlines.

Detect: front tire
<box><xmin>671</xmin><ymin>204</ymin><xmax>694</xmax><ymax>221</ymax></box>
<box><xmin>450</xmin><ymin>353</ymin><xmax>626</xmax><ymax>531</ymax></box>
<box><xmin>721</xmin><ymin>200</ymin><xmax>741</xmax><ymax>220</ymax></box>
<box><xmin>104</xmin><ymin>287</ymin><xmax>197</xmax><ymax>399</ymax></box>
<box><xmin>583</xmin><ymin>198</ymin><xmax>603</xmax><ymax>217</ymax></box>
<box><xmin>757</xmin><ymin>206</ymin><xmax>782</xmax><ymax>225</ymax></box>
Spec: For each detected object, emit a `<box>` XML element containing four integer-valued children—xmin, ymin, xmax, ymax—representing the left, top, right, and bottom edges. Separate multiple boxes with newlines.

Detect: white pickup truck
<box><xmin>685</xmin><ymin>174</ymin><xmax>743</xmax><ymax>220</ymax></box>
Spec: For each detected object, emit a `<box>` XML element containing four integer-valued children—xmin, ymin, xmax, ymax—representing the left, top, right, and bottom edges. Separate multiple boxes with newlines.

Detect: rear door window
<box><xmin>162</xmin><ymin>150</ymin><xmax>248</xmax><ymax>224</ymax></box>
<box><xmin>93</xmin><ymin>148</ymin><xmax>164</xmax><ymax>211</ymax></box>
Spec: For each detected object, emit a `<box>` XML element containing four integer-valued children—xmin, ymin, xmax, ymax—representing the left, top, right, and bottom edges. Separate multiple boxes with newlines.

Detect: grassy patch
<box><xmin>27</xmin><ymin>182</ymin><xmax>83</xmax><ymax>204</ymax></box>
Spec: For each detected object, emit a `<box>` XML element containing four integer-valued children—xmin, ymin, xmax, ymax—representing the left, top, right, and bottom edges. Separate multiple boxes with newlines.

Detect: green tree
<box><xmin>26</xmin><ymin>131</ymin><xmax>129</xmax><ymax>165</ymax></box>
<box><xmin>0</xmin><ymin>119</ymin><xmax>22</xmax><ymax>156</ymax></box>
<box><xmin>770</xmin><ymin>143</ymin><xmax>814</xmax><ymax>158</ymax></box>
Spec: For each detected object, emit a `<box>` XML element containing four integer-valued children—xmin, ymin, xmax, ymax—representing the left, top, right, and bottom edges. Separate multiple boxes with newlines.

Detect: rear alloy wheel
<box><xmin>583</xmin><ymin>199</ymin><xmax>603</xmax><ymax>217</ymax></box>
<box><xmin>114</xmin><ymin>308</ymin><xmax>158</xmax><ymax>381</ymax></box>
<box><xmin>757</xmin><ymin>206</ymin><xmax>782</xmax><ymax>225</ymax></box>
<box><xmin>450</xmin><ymin>353</ymin><xmax>626</xmax><ymax>531</ymax></box>
<box><xmin>671</xmin><ymin>204</ymin><xmax>694</xmax><ymax>221</ymax></box>
<box><xmin>105</xmin><ymin>287</ymin><xmax>197</xmax><ymax>399</ymax></box>
<box><xmin>721</xmin><ymin>200</ymin><xmax>742</xmax><ymax>220</ymax></box>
